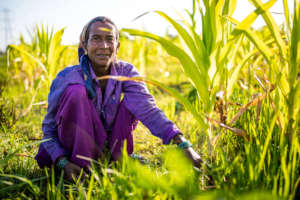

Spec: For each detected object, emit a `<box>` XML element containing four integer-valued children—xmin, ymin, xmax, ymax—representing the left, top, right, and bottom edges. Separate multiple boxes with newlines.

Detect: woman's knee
<box><xmin>63</xmin><ymin>84</ymin><xmax>88</xmax><ymax>104</ymax></box>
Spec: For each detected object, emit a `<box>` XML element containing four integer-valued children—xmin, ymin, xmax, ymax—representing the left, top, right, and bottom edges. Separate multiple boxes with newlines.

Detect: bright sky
<box><xmin>0</xmin><ymin>0</ymin><xmax>293</xmax><ymax>51</ymax></box>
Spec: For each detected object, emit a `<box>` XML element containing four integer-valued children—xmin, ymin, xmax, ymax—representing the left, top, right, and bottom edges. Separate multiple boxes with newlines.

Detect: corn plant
<box><xmin>8</xmin><ymin>25</ymin><xmax>77</xmax><ymax>90</ymax></box>
<box><xmin>6</xmin><ymin>25</ymin><xmax>77</xmax><ymax>118</ymax></box>
<box><xmin>121</xmin><ymin>0</ymin><xmax>251</xmax><ymax>141</ymax></box>
<box><xmin>121</xmin><ymin>0</ymin><xmax>299</xmax><ymax>198</ymax></box>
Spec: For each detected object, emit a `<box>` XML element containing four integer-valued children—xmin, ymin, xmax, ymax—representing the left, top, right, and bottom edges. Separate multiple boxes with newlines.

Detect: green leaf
<box><xmin>222</xmin><ymin>0</ymin><xmax>237</xmax><ymax>17</ymax></box>
<box><xmin>289</xmin><ymin>1</ymin><xmax>300</xmax><ymax>86</ymax></box>
<box><xmin>48</xmin><ymin>27</ymin><xmax>66</xmax><ymax>82</ymax></box>
<box><xmin>0</xmin><ymin>176</ymin><xmax>46</xmax><ymax>194</ymax></box>
<box><xmin>154</xmin><ymin>11</ymin><xmax>207</xmax><ymax>74</ymax></box>
<box><xmin>8</xmin><ymin>44</ymin><xmax>48</xmax><ymax>74</ymax></box>
<box><xmin>258</xmin><ymin>112</ymin><xmax>278</xmax><ymax>175</ymax></box>
<box><xmin>0</xmin><ymin>174</ymin><xmax>40</xmax><ymax>196</ymax></box>
<box><xmin>231</xmin><ymin>25</ymin><xmax>272</xmax><ymax>63</ymax></box>
<box><xmin>97</xmin><ymin>75</ymin><xmax>208</xmax><ymax>129</ymax></box>
<box><xmin>121</xmin><ymin>28</ymin><xmax>210</xmax><ymax>108</ymax></box>
<box><xmin>283</xmin><ymin>0</ymin><xmax>291</xmax><ymax>33</ymax></box>
<box><xmin>0</xmin><ymin>139</ymin><xmax>49</xmax><ymax>168</ymax></box>
<box><xmin>87</xmin><ymin>172</ymin><xmax>95</xmax><ymax>200</ymax></box>
<box><xmin>250</xmin><ymin>0</ymin><xmax>287</xmax><ymax>58</ymax></box>
<box><xmin>232</xmin><ymin>0</ymin><xmax>276</xmax><ymax>32</ymax></box>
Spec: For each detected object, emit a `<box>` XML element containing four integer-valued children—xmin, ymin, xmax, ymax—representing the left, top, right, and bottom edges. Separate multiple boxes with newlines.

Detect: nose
<box><xmin>99</xmin><ymin>40</ymin><xmax>108</xmax><ymax>48</ymax></box>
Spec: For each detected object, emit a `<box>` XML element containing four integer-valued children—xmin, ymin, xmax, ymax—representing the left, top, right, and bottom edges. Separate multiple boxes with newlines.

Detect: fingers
<box><xmin>64</xmin><ymin>162</ymin><xmax>89</xmax><ymax>183</ymax></box>
<box><xmin>183</xmin><ymin>147</ymin><xmax>203</xmax><ymax>169</ymax></box>
<box><xmin>74</xmin><ymin>167</ymin><xmax>89</xmax><ymax>183</ymax></box>
<box><xmin>81</xmin><ymin>171</ymin><xmax>89</xmax><ymax>181</ymax></box>
<box><xmin>193</xmin><ymin>158</ymin><xmax>202</xmax><ymax>169</ymax></box>
<box><xmin>67</xmin><ymin>170</ymin><xmax>88</xmax><ymax>183</ymax></box>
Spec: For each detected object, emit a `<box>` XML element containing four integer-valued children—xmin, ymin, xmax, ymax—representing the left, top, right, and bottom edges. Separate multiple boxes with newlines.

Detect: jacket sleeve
<box><xmin>122</xmin><ymin>63</ymin><xmax>181</xmax><ymax>144</ymax></box>
<box><xmin>41</xmin><ymin>75</ymin><xmax>68</xmax><ymax>163</ymax></box>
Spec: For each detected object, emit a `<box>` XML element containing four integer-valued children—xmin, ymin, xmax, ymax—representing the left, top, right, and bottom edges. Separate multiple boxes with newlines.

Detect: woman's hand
<box><xmin>64</xmin><ymin>161</ymin><xmax>88</xmax><ymax>182</ymax></box>
<box><xmin>171</xmin><ymin>134</ymin><xmax>214</xmax><ymax>185</ymax></box>
<box><xmin>182</xmin><ymin>147</ymin><xmax>203</xmax><ymax>169</ymax></box>
<box><xmin>56</xmin><ymin>157</ymin><xmax>88</xmax><ymax>182</ymax></box>
<box><xmin>171</xmin><ymin>134</ymin><xmax>203</xmax><ymax>168</ymax></box>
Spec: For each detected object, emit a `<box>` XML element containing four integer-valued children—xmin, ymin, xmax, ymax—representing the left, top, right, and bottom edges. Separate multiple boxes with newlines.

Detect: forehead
<box><xmin>89</xmin><ymin>21</ymin><xmax>116</xmax><ymax>36</ymax></box>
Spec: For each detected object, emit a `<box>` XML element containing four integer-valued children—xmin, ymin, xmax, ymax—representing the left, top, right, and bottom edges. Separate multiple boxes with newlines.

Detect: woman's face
<box><xmin>85</xmin><ymin>21</ymin><xmax>119</xmax><ymax>72</ymax></box>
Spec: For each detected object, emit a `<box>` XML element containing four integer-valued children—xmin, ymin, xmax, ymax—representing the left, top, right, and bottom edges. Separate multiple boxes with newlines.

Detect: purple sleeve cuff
<box><xmin>49</xmin><ymin>146</ymin><xmax>67</xmax><ymax>163</ymax></box>
<box><xmin>40</xmin><ymin>138</ymin><xmax>68</xmax><ymax>163</ymax></box>
<box><xmin>162</xmin><ymin>126</ymin><xmax>182</xmax><ymax>145</ymax></box>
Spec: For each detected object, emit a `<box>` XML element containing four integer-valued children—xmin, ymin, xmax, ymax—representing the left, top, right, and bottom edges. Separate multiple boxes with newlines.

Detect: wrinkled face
<box><xmin>85</xmin><ymin>21</ymin><xmax>119</xmax><ymax>71</ymax></box>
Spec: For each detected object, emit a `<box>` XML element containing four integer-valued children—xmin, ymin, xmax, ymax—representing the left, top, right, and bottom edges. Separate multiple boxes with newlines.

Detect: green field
<box><xmin>0</xmin><ymin>0</ymin><xmax>299</xmax><ymax>199</ymax></box>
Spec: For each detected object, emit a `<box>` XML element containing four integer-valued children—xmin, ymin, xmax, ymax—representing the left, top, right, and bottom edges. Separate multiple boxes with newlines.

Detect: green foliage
<box><xmin>8</xmin><ymin>25</ymin><xmax>77</xmax><ymax>90</ymax></box>
<box><xmin>122</xmin><ymin>0</ymin><xmax>248</xmax><ymax>139</ymax></box>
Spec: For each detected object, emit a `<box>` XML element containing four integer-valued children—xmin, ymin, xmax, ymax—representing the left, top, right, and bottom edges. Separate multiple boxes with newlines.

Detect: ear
<box><xmin>82</xmin><ymin>42</ymin><xmax>88</xmax><ymax>55</ymax></box>
<box><xmin>116</xmin><ymin>42</ymin><xmax>120</xmax><ymax>52</ymax></box>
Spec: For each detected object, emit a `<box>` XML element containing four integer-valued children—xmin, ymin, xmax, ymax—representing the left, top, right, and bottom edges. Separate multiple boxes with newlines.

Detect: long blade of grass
<box><xmin>242</xmin><ymin>28</ymin><xmax>272</xmax><ymax>63</ymax></box>
<box><xmin>0</xmin><ymin>176</ymin><xmax>46</xmax><ymax>194</ymax></box>
<box><xmin>227</xmin><ymin>43</ymin><xmax>257</xmax><ymax>98</ymax></box>
<box><xmin>48</xmin><ymin>27</ymin><xmax>66</xmax><ymax>81</ymax></box>
<box><xmin>181</xmin><ymin>11</ymin><xmax>210</xmax><ymax>68</ymax></box>
<box><xmin>289</xmin><ymin>0</ymin><xmax>300</xmax><ymax>86</ymax></box>
<box><xmin>56</xmin><ymin>170</ymin><xmax>64</xmax><ymax>199</ymax></box>
<box><xmin>8</xmin><ymin>44</ymin><xmax>48</xmax><ymax>74</ymax></box>
<box><xmin>87</xmin><ymin>173</ymin><xmax>94</xmax><ymax>200</ymax></box>
<box><xmin>257</xmin><ymin>111</ymin><xmax>278</xmax><ymax>174</ymax></box>
<box><xmin>228</xmin><ymin>18</ymin><xmax>273</xmax><ymax>63</ymax></box>
<box><xmin>97</xmin><ymin>75</ymin><xmax>207</xmax><ymax>129</ymax></box>
<box><xmin>230</xmin><ymin>93</ymin><xmax>267</xmax><ymax>125</ymax></box>
<box><xmin>288</xmin><ymin>80</ymin><xmax>300</xmax><ymax>120</ymax></box>
<box><xmin>250</xmin><ymin>0</ymin><xmax>287</xmax><ymax>58</ymax></box>
<box><xmin>232</xmin><ymin>0</ymin><xmax>276</xmax><ymax>33</ymax></box>
<box><xmin>222</xmin><ymin>0</ymin><xmax>237</xmax><ymax>17</ymax></box>
<box><xmin>0</xmin><ymin>174</ymin><xmax>40</xmax><ymax>196</ymax></box>
<box><xmin>219</xmin><ymin>123</ymin><xmax>249</xmax><ymax>141</ymax></box>
<box><xmin>283</xmin><ymin>0</ymin><xmax>291</xmax><ymax>33</ymax></box>
<box><xmin>121</xmin><ymin>28</ymin><xmax>210</xmax><ymax>107</ymax></box>
<box><xmin>0</xmin><ymin>139</ymin><xmax>49</xmax><ymax>168</ymax></box>
<box><xmin>154</xmin><ymin>11</ymin><xmax>206</xmax><ymax>74</ymax></box>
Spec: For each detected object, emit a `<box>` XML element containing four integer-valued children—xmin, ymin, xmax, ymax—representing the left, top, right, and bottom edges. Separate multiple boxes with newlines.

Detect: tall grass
<box><xmin>6</xmin><ymin>25</ymin><xmax>77</xmax><ymax>118</ymax></box>
<box><xmin>121</xmin><ymin>0</ymin><xmax>300</xmax><ymax>198</ymax></box>
<box><xmin>8</xmin><ymin>25</ymin><xmax>78</xmax><ymax>91</ymax></box>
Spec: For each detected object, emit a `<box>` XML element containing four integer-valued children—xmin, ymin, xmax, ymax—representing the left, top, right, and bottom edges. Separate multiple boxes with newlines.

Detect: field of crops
<box><xmin>0</xmin><ymin>0</ymin><xmax>299</xmax><ymax>199</ymax></box>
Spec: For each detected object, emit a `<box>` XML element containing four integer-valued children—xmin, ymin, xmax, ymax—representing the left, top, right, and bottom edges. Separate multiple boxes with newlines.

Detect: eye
<box><xmin>106</xmin><ymin>36</ymin><xmax>114</xmax><ymax>42</ymax></box>
<box><xmin>91</xmin><ymin>36</ymin><xmax>100</xmax><ymax>41</ymax></box>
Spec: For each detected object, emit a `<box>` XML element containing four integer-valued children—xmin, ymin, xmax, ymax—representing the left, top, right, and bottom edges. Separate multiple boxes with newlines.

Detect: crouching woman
<box><xmin>35</xmin><ymin>16</ymin><xmax>202</xmax><ymax>181</ymax></box>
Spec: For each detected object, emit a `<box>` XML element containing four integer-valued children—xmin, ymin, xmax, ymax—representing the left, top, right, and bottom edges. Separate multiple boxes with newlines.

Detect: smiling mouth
<box><xmin>96</xmin><ymin>54</ymin><xmax>111</xmax><ymax>59</ymax></box>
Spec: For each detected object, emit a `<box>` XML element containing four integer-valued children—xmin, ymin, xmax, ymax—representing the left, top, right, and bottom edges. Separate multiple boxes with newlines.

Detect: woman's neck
<box><xmin>92</xmin><ymin>65</ymin><xmax>110</xmax><ymax>77</ymax></box>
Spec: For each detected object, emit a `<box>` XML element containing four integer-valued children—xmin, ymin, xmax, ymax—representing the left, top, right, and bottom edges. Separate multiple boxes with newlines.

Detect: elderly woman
<box><xmin>35</xmin><ymin>16</ymin><xmax>202</xmax><ymax>181</ymax></box>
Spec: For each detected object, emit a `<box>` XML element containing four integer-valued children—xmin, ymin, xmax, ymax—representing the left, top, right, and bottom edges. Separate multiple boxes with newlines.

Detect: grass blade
<box><xmin>8</xmin><ymin>44</ymin><xmax>48</xmax><ymax>74</ymax></box>
<box><xmin>250</xmin><ymin>0</ymin><xmax>287</xmax><ymax>58</ymax></box>
<box><xmin>0</xmin><ymin>139</ymin><xmax>49</xmax><ymax>168</ymax></box>
<box><xmin>97</xmin><ymin>75</ymin><xmax>207</xmax><ymax>129</ymax></box>
<box><xmin>121</xmin><ymin>28</ymin><xmax>210</xmax><ymax>108</ymax></box>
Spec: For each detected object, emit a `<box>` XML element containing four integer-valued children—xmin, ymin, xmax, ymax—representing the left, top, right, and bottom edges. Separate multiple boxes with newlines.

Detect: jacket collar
<box><xmin>88</xmin><ymin>62</ymin><xmax>118</xmax><ymax>105</ymax></box>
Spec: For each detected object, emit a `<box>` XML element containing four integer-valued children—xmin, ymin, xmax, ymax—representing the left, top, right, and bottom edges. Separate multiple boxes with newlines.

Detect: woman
<box><xmin>35</xmin><ymin>16</ymin><xmax>202</xmax><ymax>182</ymax></box>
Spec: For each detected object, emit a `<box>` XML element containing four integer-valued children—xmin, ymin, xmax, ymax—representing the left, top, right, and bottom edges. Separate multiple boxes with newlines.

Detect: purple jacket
<box><xmin>41</xmin><ymin>60</ymin><xmax>181</xmax><ymax>163</ymax></box>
